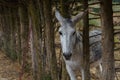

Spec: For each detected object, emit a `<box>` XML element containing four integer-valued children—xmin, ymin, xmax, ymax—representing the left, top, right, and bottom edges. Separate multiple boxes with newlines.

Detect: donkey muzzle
<box><xmin>63</xmin><ymin>53</ymin><xmax>72</xmax><ymax>60</ymax></box>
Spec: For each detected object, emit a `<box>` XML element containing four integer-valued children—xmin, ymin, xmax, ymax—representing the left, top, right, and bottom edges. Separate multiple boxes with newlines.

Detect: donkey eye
<box><xmin>59</xmin><ymin>31</ymin><xmax>62</xmax><ymax>35</ymax></box>
<box><xmin>72</xmin><ymin>31</ymin><xmax>76</xmax><ymax>35</ymax></box>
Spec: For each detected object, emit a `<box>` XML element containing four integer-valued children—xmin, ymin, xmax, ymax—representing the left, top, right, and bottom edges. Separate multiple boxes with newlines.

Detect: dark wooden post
<box><xmin>83</xmin><ymin>0</ymin><xmax>90</xmax><ymax>80</ymax></box>
<box><xmin>100</xmin><ymin>0</ymin><xmax>115</xmax><ymax>80</ymax></box>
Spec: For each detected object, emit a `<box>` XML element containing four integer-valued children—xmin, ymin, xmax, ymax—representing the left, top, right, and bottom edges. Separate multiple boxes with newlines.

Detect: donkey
<box><xmin>55</xmin><ymin>10</ymin><xmax>102</xmax><ymax>80</ymax></box>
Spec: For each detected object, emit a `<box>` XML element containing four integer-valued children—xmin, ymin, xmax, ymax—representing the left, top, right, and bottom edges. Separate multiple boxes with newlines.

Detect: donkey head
<box><xmin>55</xmin><ymin>10</ymin><xmax>87</xmax><ymax>60</ymax></box>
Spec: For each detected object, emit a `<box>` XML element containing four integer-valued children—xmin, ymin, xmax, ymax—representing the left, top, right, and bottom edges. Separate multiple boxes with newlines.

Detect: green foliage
<box><xmin>89</xmin><ymin>19</ymin><xmax>100</xmax><ymax>26</ymax></box>
<box><xmin>113</xmin><ymin>0</ymin><xmax>120</xmax><ymax>2</ymax></box>
<box><xmin>114</xmin><ymin>36</ymin><xmax>120</xmax><ymax>42</ymax></box>
<box><xmin>5</xmin><ymin>49</ymin><xmax>18</xmax><ymax>61</ymax></box>
<box><xmin>92</xmin><ymin>8</ymin><xmax>100</xmax><ymax>13</ymax></box>
<box><xmin>24</xmin><ymin>62</ymin><xmax>31</xmax><ymax>73</ymax></box>
<box><xmin>42</xmin><ymin>74</ymin><xmax>52</xmax><ymax>80</ymax></box>
<box><xmin>113</xmin><ymin>5</ymin><xmax>120</xmax><ymax>11</ymax></box>
<box><xmin>89</xmin><ymin>14</ymin><xmax>100</xmax><ymax>26</ymax></box>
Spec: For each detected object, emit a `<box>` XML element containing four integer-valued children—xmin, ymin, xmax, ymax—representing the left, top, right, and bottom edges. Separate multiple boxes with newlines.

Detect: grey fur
<box><xmin>55</xmin><ymin>10</ymin><xmax>102</xmax><ymax>80</ymax></box>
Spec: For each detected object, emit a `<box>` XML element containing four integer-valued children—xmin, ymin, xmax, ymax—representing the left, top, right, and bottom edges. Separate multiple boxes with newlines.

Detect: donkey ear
<box><xmin>71</xmin><ymin>9</ymin><xmax>88</xmax><ymax>25</ymax></box>
<box><xmin>55</xmin><ymin>10</ymin><xmax>65</xmax><ymax>25</ymax></box>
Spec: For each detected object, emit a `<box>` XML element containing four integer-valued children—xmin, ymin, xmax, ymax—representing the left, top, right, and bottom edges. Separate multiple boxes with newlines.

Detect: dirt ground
<box><xmin>0</xmin><ymin>51</ymin><xmax>32</xmax><ymax>80</ymax></box>
<box><xmin>0</xmin><ymin>50</ymin><xmax>119</xmax><ymax>80</ymax></box>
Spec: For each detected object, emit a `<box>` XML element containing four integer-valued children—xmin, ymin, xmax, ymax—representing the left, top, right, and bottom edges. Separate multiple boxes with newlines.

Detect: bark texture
<box><xmin>83</xmin><ymin>0</ymin><xmax>90</xmax><ymax>80</ymax></box>
<box><xmin>100</xmin><ymin>0</ymin><xmax>115</xmax><ymax>80</ymax></box>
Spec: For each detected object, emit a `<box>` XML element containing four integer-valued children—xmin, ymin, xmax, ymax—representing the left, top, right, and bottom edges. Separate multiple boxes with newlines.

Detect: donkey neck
<box><xmin>71</xmin><ymin>34</ymin><xmax>83</xmax><ymax>59</ymax></box>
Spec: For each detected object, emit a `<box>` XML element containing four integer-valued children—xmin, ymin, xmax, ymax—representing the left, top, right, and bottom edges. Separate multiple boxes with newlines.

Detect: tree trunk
<box><xmin>2</xmin><ymin>7</ymin><xmax>11</xmax><ymax>57</ymax></box>
<box><xmin>28</xmin><ymin>0</ymin><xmax>43</xmax><ymax>79</ymax></box>
<box><xmin>83</xmin><ymin>0</ymin><xmax>90</xmax><ymax>80</ymax></box>
<box><xmin>100</xmin><ymin>0</ymin><xmax>115</xmax><ymax>80</ymax></box>
<box><xmin>18</xmin><ymin>3</ymin><xmax>29</xmax><ymax>80</ymax></box>
<box><xmin>9</xmin><ymin>8</ymin><xmax>17</xmax><ymax>60</ymax></box>
<box><xmin>43</xmin><ymin>0</ymin><xmax>58</xmax><ymax>80</ymax></box>
<box><xmin>60</xmin><ymin>0</ymin><xmax>70</xmax><ymax>18</ymax></box>
<box><xmin>29</xmin><ymin>16</ymin><xmax>39</xmax><ymax>80</ymax></box>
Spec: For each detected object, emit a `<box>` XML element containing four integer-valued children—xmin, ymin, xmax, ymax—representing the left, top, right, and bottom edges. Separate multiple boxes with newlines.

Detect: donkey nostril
<box><xmin>63</xmin><ymin>53</ymin><xmax>72</xmax><ymax>60</ymax></box>
<box><xmin>63</xmin><ymin>53</ymin><xmax>65</xmax><ymax>56</ymax></box>
<box><xmin>69</xmin><ymin>53</ymin><xmax>72</xmax><ymax>57</ymax></box>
